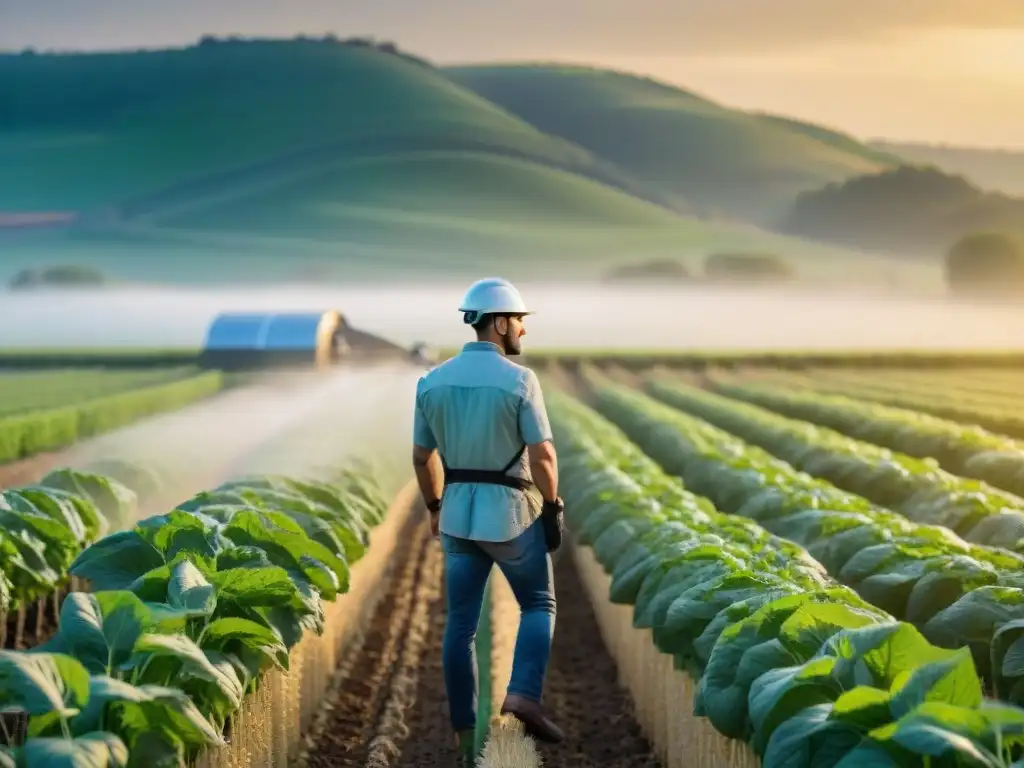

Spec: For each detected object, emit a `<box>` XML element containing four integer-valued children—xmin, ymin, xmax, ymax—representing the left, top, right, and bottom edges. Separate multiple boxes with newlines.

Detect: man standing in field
<box><xmin>411</xmin><ymin>277</ymin><xmax>565</xmax><ymax>764</ymax></box>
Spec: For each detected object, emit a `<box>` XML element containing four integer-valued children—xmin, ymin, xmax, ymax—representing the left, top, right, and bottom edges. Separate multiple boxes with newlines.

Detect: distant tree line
<box><xmin>194</xmin><ymin>34</ymin><xmax>432</xmax><ymax>67</ymax></box>
<box><xmin>778</xmin><ymin>165</ymin><xmax>1024</xmax><ymax>255</ymax></box>
<box><xmin>606</xmin><ymin>252</ymin><xmax>795</xmax><ymax>284</ymax></box>
<box><xmin>775</xmin><ymin>163</ymin><xmax>1024</xmax><ymax>296</ymax></box>
<box><xmin>9</xmin><ymin>265</ymin><xmax>106</xmax><ymax>290</ymax></box>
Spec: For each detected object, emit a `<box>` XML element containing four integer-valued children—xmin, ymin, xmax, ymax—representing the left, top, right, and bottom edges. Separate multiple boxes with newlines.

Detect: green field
<box><xmin>0</xmin><ymin>40</ymin><xmax>914</xmax><ymax>284</ymax></box>
<box><xmin>544</xmin><ymin>359</ymin><xmax>1024</xmax><ymax>764</ymax></box>
<box><xmin>6</xmin><ymin>349</ymin><xmax>1024</xmax><ymax>765</ymax></box>
<box><xmin>0</xmin><ymin>367</ymin><xmax>224</xmax><ymax>463</ymax></box>
<box><xmin>0</xmin><ymin>42</ymin><xmax>594</xmax><ymax>211</ymax></box>
<box><xmin>0</xmin><ymin>367</ymin><xmax>203</xmax><ymax>417</ymax></box>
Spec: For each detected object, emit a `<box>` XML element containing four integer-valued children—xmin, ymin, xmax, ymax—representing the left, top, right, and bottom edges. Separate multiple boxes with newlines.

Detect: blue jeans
<box><xmin>440</xmin><ymin>519</ymin><xmax>556</xmax><ymax>732</ymax></box>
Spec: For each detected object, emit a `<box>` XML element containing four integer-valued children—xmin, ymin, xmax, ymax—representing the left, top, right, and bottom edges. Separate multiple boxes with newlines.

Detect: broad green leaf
<box><xmin>200</xmin><ymin>618</ymin><xmax>288</xmax><ymax>670</ymax></box>
<box><xmin>0</xmin><ymin>507</ymin><xmax>78</xmax><ymax>569</ymax></box>
<box><xmin>830</xmin><ymin>741</ymin><xmax>903</xmax><ymax>767</ymax></box>
<box><xmin>748</xmin><ymin>656</ymin><xmax>844</xmax><ymax>754</ymax></box>
<box><xmin>888</xmin><ymin>649</ymin><xmax>983</xmax><ymax>719</ymax></box>
<box><xmin>0</xmin><ymin>652</ymin><xmax>90</xmax><ymax>718</ymax></box>
<box><xmin>831</xmin><ymin>687</ymin><xmax>895</xmax><ymax>731</ymax></box>
<box><xmin>121</xmin><ymin>731</ymin><xmax>184</xmax><ymax>768</ymax></box>
<box><xmin>761</xmin><ymin>702</ymin><xmax>864</xmax><ymax>768</ymax></box>
<box><xmin>39</xmin><ymin>469</ymin><xmax>136</xmax><ymax>531</ymax></box>
<box><xmin>178</xmin><ymin>650</ymin><xmax>245</xmax><ymax>725</ymax></box>
<box><xmin>128</xmin><ymin>635</ymin><xmax>243</xmax><ymax>711</ymax></box>
<box><xmin>819</xmin><ymin>623</ymin><xmax>950</xmax><ymax>690</ymax></box>
<box><xmin>167</xmin><ymin>561</ymin><xmax>216</xmax><ymax>617</ymax></box>
<box><xmin>215</xmin><ymin>547</ymin><xmax>272</xmax><ymax>571</ymax></box>
<box><xmin>874</xmin><ymin>720</ymin><xmax>1002</xmax><ymax>766</ymax></box>
<box><xmin>779</xmin><ymin>603</ymin><xmax>883</xmax><ymax>659</ymax></box>
<box><xmin>69</xmin><ymin>532</ymin><xmax>163</xmax><ymax>591</ymax></box>
<box><xmin>7</xmin><ymin>490</ymin><xmax>88</xmax><ymax>544</ymax></box>
<box><xmin>136</xmin><ymin>512</ymin><xmax>222</xmax><ymax>563</ymax></box>
<box><xmin>20</xmin><ymin>732</ymin><xmax>129</xmax><ymax>768</ymax></box>
<box><xmin>72</xmin><ymin>677</ymin><xmax>223</xmax><ymax>751</ymax></box>
<box><xmin>53</xmin><ymin>593</ymin><xmax>151</xmax><ymax>676</ymax></box>
<box><xmin>207</xmin><ymin>567</ymin><xmax>298</xmax><ymax>608</ymax></box>
<box><xmin>221</xmin><ymin>511</ymin><xmax>348</xmax><ymax>597</ymax></box>
<box><xmin>126</xmin><ymin>566</ymin><xmax>171</xmax><ymax>602</ymax></box>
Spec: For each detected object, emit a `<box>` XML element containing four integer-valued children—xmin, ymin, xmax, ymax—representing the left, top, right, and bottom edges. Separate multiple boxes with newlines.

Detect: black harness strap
<box><xmin>443</xmin><ymin>445</ymin><xmax>533</xmax><ymax>492</ymax></box>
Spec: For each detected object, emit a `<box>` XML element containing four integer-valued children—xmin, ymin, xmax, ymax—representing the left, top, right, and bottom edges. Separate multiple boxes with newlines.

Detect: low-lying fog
<box><xmin>3</xmin><ymin>283</ymin><xmax>1024</xmax><ymax>351</ymax></box>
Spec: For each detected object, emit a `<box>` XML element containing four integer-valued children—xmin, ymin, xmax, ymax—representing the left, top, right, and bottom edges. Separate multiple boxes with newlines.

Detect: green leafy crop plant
<box><xmin>545</xmin><ymin>386</ymin><xmax>1024</xmax><ymax>767</ymax></box>
<box><xmin>709</xmin><ymin>373</ymin><xmax>1024</xmax><ymax>500</ymax></box>
<box><xmin>643</xmin><ymin>374</ymin><xmax>1024</xmax><ymax>556</ymax></box>
<box><xmin>573</xmin><ymin>369</ymin><xmax>1024</xmax><ymax>703</ymax></box>
<box><xmin>767</xmin><ymin>368</ymin><xmax>1024</xmax><ymax>443</ymax></box>
<box><xmin>0</xmin><ymin>466</ymin><xmax>391</xmax><ymax>767</ymax></box>
<box><xmin>0</xmin><ymin>469</ymin><xmax>142</xmax><ymax>649</ymax></box>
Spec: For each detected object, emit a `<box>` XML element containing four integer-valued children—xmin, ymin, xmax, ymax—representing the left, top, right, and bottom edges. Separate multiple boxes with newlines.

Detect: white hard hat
<box><xmin>459</xmin><ymin>278</ymin><xmax>532</xmax><ymax>324</ymax></box>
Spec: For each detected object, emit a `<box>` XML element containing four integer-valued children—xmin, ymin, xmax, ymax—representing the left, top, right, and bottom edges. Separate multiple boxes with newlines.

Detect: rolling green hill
<box><xmin>447</xmin><ymin>64</ymin><xmax>897</xmax><ymax>223</ymax></box>
<box><xmin>0</xmin><ymin>40</ymin><xmax>600</xmax><ymax>211</ymax></box>
<box><xmin>0</xmin><ymin>40</ymin><xmax>914</xmax><ymax>285</ymax></box>
<box><xmin>0</xmin><ymin>39</ymin><xmax>720</xmax><ymax>279</ymax></box>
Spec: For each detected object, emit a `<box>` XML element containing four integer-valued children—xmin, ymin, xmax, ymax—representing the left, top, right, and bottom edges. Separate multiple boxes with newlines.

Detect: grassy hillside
<box><xmin>0</xmin><ymin>41</ymin><xmax>911</xmax><ymax>285</ymax></box>
<box><xmin>447</xmin><ymin>64</ymin><xmax>896</xmax><ymax>223</ymax></box>
<box><xmin>0</xmin><ymin>40</ymin><xmax>600</xmax><ymax>212</ymax></box>
<box><xmin>871</xmin><ymin>141</ymin><xmax>1024</xmax><ymax>197</ymax></box>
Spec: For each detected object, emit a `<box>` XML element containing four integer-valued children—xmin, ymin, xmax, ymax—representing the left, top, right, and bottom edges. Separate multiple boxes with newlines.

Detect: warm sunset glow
<box><xmin>5</xmin><ymin>1</ymin><xmax>1024</xmax><ymax>148</ymax></box>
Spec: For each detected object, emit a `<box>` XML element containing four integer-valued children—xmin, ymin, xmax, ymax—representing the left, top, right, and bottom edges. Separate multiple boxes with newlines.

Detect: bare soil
<box><xmin>536</xmin><ymin>551</ymin><xmax>661</xmax><ymax>767</ymax></box>
<box><xmin>0</xmin><ymin>451</ymin><xmax>67</xmax><ymax>489</ymax></box>
<box><xmin>303</xmin><ymin>520</ymin><xmax>660</xmax><ymax>767</ymax></box>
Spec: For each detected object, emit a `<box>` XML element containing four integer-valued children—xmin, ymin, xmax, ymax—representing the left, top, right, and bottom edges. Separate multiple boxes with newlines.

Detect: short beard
<box><xmin>502</xmin><ymin>332</ymin><xmax>522</xmax><ymax>356</ymax></box>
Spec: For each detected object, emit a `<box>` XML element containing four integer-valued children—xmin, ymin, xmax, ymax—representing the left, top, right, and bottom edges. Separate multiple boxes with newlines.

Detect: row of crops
<box><xmin>638</xmin><ymin>376</ymin><xmax>1024</xmax><ymax>552</ymax></box>
<box><xmin>0</xmin><ymin>369</ymin><xmax>207</xmax><ymax>419</ymax></box>
<box><xmin>576</xmin><ymin>370</ymin><xmax>1024</xmax><ymax>686</ymax></box>
<box><xmin>546</xmin><ymin>382</ymin><xmax>1024</xmax><ymax>767</ymax></box>
<box><xmin>739</xmin><ymin>367</ymin><xmax>1024</xmax><ymax>440</ymax></box>
<box><xmin>0</xmin><ymin>369</ymin><xmax>224</xmax><ymax>464</ymax></box>
<box><xmin>0</xmin><ymin>463</ymin><xmax>151</xmax><ymax>649</ymax></box>
<box><xmin>0</xmin><ymin>458</ymin><xmax>393</xmax><ymax>766</ymax></box>
<box><xmin>700</xmin><ymin>373</ymin><xmax>1024</xmax><ymax>499</ymax></box>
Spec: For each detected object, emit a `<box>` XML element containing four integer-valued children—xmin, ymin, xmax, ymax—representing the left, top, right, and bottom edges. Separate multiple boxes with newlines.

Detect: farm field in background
<box><xmin>0</xmin><ymin>366</ymin><xmax>224</xmax><ymax>466</ymax></box>
<box><xmin>0</xmin><ymin>367</ymin><xmax>206</xmax><ymax>417</ymax></box>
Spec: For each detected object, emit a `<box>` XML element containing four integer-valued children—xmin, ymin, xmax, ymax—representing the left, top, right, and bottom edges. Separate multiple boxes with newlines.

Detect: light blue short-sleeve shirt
<box><xmin>413</xmin><ymin>341</ymin><xmax>552</xmax><ymax>542</ymax></box>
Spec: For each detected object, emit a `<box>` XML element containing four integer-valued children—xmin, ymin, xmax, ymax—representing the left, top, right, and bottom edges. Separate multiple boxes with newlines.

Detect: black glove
<box><xmin>541</xmin><ymin>497</ymin><xmax>565</xmax><ymax>552</ymax></box>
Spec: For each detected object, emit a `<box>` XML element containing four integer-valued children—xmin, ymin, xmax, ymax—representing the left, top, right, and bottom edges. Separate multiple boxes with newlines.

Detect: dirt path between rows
<box><xmin>302</xmin><ymin>520</ymin><xmax>661</xmax><ymax>767</ymax></box>
<box><xmin>539</xmin><ymin>550</ymin><xmax>661</xmax><ymax>767</ymax></box>
<box><xmin>0</xmin><ymin>451</ymin><xmax>68</xmax><ymax>489</ymax></box>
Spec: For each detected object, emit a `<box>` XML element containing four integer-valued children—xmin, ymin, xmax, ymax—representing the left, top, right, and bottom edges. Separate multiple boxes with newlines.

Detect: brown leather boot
<box><xmin>500</xmin><ymin>694</ymin><xmax>565</xmax><ymax>744</ymax></box>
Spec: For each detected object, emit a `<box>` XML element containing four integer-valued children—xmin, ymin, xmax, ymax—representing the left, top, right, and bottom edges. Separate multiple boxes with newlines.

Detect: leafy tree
<box><xmin>10</xmin><ymin>265</ymin><xmax>106</xmax><ymax>290</ymax></box>
<box><xmin>780</xmin><ymin>165</ymin><xmax>1024</xmax><ymax>254</ymax></box>
<box><xmin>704</xmin><ymin>252</ymin><xmax>794</xmax><ymax>282</ymax></box>
<box><xmin>946</xmin><ymin>231</ymin><xmax>1024</xmax><ymax>295</ymax></box>
<box><xmin>605</xmin><ymin>259</ymin><xmax>690</xmax><ymax>282</ymax></box>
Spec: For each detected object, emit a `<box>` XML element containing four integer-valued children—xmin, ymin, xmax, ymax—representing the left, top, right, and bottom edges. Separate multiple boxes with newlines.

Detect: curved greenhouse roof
<box><xmin>203</xmin><ymin>311</ymin><xmax>347</xmax><ymax>351</ymax></box>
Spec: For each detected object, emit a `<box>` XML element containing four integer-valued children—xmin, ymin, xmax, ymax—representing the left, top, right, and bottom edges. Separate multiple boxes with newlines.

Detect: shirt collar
<box><xmin>462</xmin><ymin>341</ymin><xmax>503</xmax><ymax>354</ymax></box>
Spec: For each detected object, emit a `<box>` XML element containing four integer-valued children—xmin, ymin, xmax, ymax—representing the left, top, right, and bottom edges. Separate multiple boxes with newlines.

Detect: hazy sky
<box><xmin>5</xmin><ymin>1</ymin><xmax>1024</xmax><ymax>148</ymax></box>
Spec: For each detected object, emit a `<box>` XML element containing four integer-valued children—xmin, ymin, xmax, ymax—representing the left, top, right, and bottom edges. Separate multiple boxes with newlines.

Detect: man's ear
<box><xmin>494</xmin><ymin>316</ymin><xmax>508</xmax><ymax>335</ymax></box>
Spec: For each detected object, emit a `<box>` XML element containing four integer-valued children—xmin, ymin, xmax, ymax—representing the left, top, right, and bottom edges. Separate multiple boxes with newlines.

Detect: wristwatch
<box><xmin>426</xmin><ymin>498</ymin><xmax>441</xmax><ymax>514</ymax></box>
